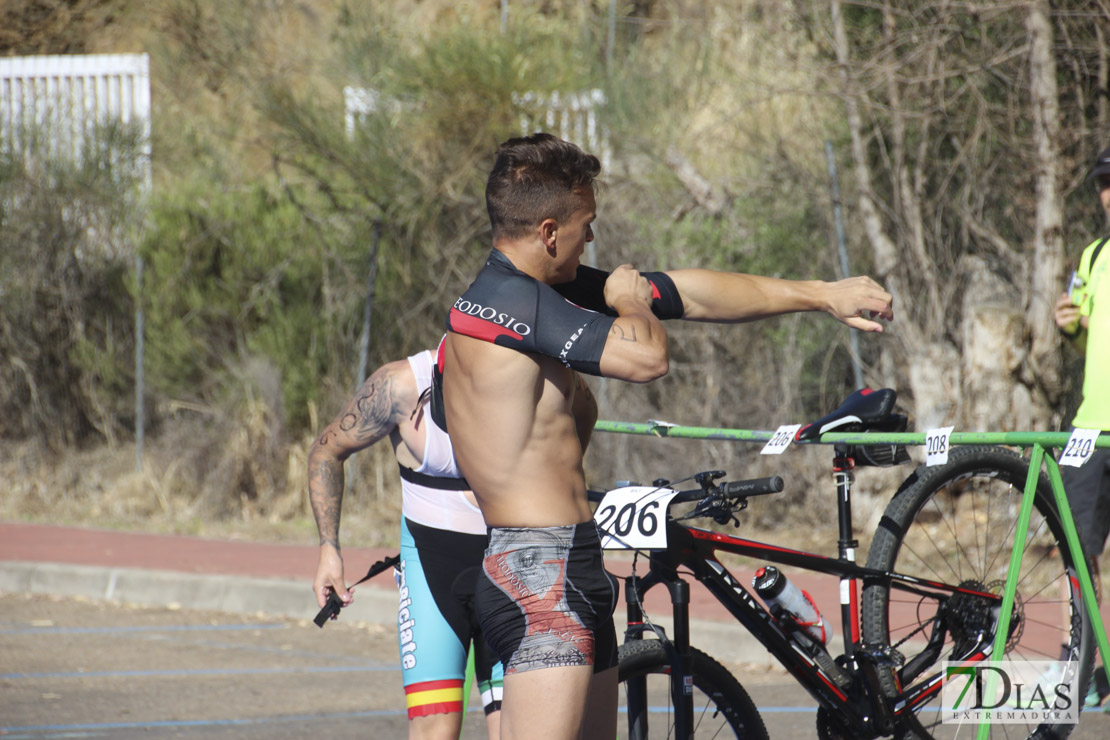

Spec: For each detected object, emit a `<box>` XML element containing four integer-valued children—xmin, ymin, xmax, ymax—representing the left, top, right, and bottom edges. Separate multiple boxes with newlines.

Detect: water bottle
<box><xmin>753</xmin><ymin>565</ymin><xmax>828</xmax><ymax>646</ymax></box>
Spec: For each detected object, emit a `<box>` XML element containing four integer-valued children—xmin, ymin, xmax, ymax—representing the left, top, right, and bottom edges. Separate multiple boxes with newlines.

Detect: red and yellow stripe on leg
<box><xmin>405</xmin><ymin>678</ymin><xmax>464</xmax><ymax>718</ymax></box>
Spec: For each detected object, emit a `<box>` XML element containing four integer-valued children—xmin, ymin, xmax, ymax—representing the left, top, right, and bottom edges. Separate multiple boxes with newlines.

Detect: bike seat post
<box><xmin>832</xmin><ymin>443</ymin><xmax>858</xmax><ymax>550</ymax></box>
<box><xmin>833</xmin><ymin>443</ymin><xmax>862</xmax><ymax>655</ymax></box>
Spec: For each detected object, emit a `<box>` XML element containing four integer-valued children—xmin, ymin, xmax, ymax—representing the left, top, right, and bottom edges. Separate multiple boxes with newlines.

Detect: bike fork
<box><xmin>667</xmin><ymin>578</ymin><xmax>695</xmax><ymax>740</ymax></box>
<box><xmin>624</xmin><ymin>576</ymin><xmax>649</xmax><ymax>740</ymax></box>
<box><xmin>623</xmin><ymin>574</ymin><xmax>695</xmax><ymax>740</ymax></box>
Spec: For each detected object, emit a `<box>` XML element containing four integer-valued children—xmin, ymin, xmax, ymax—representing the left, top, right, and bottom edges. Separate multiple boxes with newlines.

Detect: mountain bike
<box><xmin>596</xmin><ymin>388</ymin><xmax>1096</xmax><ymax>739</ymax></box>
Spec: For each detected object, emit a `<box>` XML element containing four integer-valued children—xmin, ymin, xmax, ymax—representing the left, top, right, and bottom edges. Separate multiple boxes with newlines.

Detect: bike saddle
<box><xmin>795</xmin><ymin>388</ymin><xmax>902</xmax><ymax>441</ymax></box>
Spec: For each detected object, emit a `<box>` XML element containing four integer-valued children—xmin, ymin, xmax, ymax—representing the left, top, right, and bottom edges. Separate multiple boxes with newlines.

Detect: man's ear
<box><xmin>540</xmin><ymin>218</ymin><xmax>558</xmax><ymax>252</ymax></box>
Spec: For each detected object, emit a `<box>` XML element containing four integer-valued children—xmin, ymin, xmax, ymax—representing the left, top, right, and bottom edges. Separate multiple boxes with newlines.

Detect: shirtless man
<box><xmin>438</xmin><ymin>133</ymin><xmax>894</xmax><ymax>740</ymax></box>
<box><xmin>309</xmin><ymin>349</ymin><xmax>503</xmax><ymax>740</ymax></box>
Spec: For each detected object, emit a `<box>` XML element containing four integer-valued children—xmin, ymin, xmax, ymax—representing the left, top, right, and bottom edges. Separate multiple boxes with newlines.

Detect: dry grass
<box><xmin>1</xmin><ymin>412</ymin><xmax>886</xmax><ymax>551</ymax></box>
<box><xmin>0</xmin><ymin>404</ymin><xmax>402</xmax><ymax>548</ymax></box>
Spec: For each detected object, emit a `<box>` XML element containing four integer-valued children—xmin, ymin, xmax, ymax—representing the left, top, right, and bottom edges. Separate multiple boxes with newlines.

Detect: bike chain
<box><xmin>890</xmin><ymin>596</ymin><xmax>938</xmax><ymax>652</ymax></box>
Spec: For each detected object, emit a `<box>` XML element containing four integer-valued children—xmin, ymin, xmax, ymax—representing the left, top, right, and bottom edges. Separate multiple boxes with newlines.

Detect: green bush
<box><xmin>140</xmin><ymin>180</ymin><xmax>345</xmax><ymax>430</ymax></box>
<box><xmin>0</xmin><ymin>119</ymin><xmax>146</xmax><ymax>448</ymax></box>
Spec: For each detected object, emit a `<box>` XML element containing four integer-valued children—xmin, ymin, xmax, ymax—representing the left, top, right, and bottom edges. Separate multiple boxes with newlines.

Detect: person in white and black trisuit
<box><xmin>308</xmin><ymin>349</ymin><xmax>504</xmax><ymax>740</ymax></box>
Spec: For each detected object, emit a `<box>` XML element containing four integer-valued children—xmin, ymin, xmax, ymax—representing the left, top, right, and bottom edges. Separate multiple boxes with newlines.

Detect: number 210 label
<box><xmin>1060</xmin><ymin>428</ymin><xmax>1101</xmax><ymax>468</ymax></box>
<box><xmin>594</xmin><ymin>487</ymin><xmax>679</xmax><ymax>550</ymax></box>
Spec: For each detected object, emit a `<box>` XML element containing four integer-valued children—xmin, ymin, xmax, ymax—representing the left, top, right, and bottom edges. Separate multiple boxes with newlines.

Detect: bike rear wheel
<box><xmin>617</xmin><ymin>638</ymin><xmax>768</xmax><ymax>739</ymax></box>
<box><xmin>861</xmin><ymin>445</ymin><xmax>1094</xmax><ymax>739</ymax></box>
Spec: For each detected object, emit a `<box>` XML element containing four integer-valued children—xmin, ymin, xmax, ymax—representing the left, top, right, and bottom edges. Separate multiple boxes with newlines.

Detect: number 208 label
<box><xmin>925</xmin><ymin>426</ymin><xmax>954</xmax><ymax>466</ymax></box>
<box><xmin>594</xmin><ymin>487</ymin><xmax>679</xmax><ymax>550</ymax></box>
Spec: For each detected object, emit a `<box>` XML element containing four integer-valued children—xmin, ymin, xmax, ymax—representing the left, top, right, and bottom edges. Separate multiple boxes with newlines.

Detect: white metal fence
<box><xmin>513</xmin><ymin>89</ymin><xmax>610</xmax><ymax>169</ymax></box>
<box><xmin>343</xmin><ymin>85</ymin><xmax>610</xmax><ymax>167</ymax></box>
<box><xmin>0</xmin><ymin>53</ymin><xmax>153</xmax><ymax>468</ymax></box>
<box><xmin>0</xmin><ymin>53</ymin><xmax>152</xmax><ymax>185</ymax></box>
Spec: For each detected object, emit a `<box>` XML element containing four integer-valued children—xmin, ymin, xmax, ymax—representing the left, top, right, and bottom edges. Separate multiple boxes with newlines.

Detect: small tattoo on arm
<box><xmin>339</xmin><ymin>412</ymin><xmax>358</xmax><ymax>432</ymax></box>
<box><xmin>356</xmin><ymin>377</ymin><xmax>397</xmax><ymax>436</ymax></box>
<box><xmin>611</xmin><ymin>324</ymin><xmax>638</xmax><ymax>342</ymax></box>
<box><xmin>334</xmin><ymin>374</ymin><xmax>397</xmax><ymax>444</ymax></box>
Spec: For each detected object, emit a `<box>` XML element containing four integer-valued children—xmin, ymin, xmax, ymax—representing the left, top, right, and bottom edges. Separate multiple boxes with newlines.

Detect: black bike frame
<box><xmin>619</xmin><ymin>447</ymin><xmax>1005</xmax><ymax>737</ymax></box>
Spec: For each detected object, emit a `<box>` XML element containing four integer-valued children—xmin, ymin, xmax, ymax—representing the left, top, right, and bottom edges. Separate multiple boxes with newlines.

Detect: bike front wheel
<box><xmin>861</xmin><ymin>445</ymin><xmax>1094</xmax><ymax>739</ymax></box>
<box><xmin>617</xmin><ymin>638</ymin><xmax>768</xmax><ymax>740</ymax></box>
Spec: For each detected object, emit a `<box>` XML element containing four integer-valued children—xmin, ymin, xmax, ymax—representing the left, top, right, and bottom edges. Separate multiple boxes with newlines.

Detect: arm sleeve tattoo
<box><xmin>308</xmin><ymin>370</ymin><xmax>401</xmax><ymax>548</ymax></box>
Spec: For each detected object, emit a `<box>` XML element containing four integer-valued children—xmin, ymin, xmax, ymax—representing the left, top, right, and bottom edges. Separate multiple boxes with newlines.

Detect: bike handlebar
<box><xmin>721</xmin><ymin>475</ymin><xmax>784</xmax><ymax>497</ymax></box>
<box><xmin>589</xmin><ymin>473</ymin><xmax>786</xmax><ymax>506</ymax></box>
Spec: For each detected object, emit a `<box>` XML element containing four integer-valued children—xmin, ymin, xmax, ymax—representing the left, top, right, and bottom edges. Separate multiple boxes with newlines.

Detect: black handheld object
<box><xmin>313</xmin><ymin>590</ymin><xmax>344</xmax><ymax>627</ymax></box>
<box><xmin>313</xmin><ymin>553</ymin><xmax>401</xmax><ymax>629</ymax></box>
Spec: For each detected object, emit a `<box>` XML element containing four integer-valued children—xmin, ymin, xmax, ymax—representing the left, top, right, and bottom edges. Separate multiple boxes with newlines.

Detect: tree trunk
<box><xmin>829</xmin><ymin>0</ymin><xmax>900</xmax><ymax>286</ymax></box>
<box><xmin>960</xmin><ymin>256</ymin><xmax>1036</xmax><ymax>432</ymax></box>
<box><xmin>1023</xmin><ymin>0</ymin><xmax>1065</xmax><ymax>417</ymax></box>
<box><xmin>882</xmin><ymin>2</ymin><xmax>941</xmax><ymax>332</ymax></box>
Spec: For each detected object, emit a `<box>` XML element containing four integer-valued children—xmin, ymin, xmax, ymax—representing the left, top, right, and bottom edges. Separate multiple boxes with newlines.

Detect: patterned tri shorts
<box><xmin>397</xmin><ymin>518</ymin><xmax>503</xmax><ymax>718</ymax></box>
<box><xmin>476</xmin><ymin>520</ymin><xmax>619</xmax><ymax>675</ymax></box>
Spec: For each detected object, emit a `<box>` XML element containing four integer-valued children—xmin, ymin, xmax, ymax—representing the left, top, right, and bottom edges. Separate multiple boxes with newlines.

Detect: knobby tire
<box><xmin>617</xmin><ymin>639</ymin><xmax>768</xmax><ymax>739</ymax></box>
<box><xmin>861</xmin><ymin>445</ymin><xmax>1095</xmax><ymax>739</ymax></box>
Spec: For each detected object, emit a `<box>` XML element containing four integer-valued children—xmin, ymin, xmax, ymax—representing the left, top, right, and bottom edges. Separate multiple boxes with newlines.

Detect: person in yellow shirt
<box><xmin>1055</xmin><ymin>145</ymin><xmax>1110</xmax><ymax>573</ymax></box>
<box><xmin>1054</xmin><ymin>144</ymin><xmax>1110</xmax><ymax>708</ymax></box>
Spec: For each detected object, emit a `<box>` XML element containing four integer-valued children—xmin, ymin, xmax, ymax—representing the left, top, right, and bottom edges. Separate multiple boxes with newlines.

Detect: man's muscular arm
<box><xmin>308</xmin><ymin>360</ymin><xmax>414</xmax><ymax>608</ymax></box>
<box><xmin>664</xmin><ymin>269</ymin><xmax>894</xmax><ymax>332</ymax></box>
<box><xmin>598</xmin><ymin>265</ymin><xmax>669</xmax><ymax>382</ymax></box>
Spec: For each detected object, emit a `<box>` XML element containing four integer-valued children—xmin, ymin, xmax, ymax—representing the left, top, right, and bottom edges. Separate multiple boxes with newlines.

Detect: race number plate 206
<box><xmin>594</xmin><ymin>486</ymin><xmax>679</xmax><ymax>550</ymax></box>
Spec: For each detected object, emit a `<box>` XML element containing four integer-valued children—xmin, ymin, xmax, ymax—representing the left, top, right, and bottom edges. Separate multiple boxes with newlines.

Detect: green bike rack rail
<box><xmin>593</xmin><ymin>421</ymin><xmax>1110</xmax><ymax>736</ymax></box>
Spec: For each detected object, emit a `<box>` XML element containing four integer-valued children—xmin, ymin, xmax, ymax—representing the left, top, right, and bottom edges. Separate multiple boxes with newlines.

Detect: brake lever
<box><xmin>690</xmin><ymin>491</ymin><xmax>746</xmax><ymax>526</ymax></box>
<box><xmin>714</xmin><ymin>501</ymin><xmax>743</xmax><ymax>527</ymax></box>
<box><xmin>687</xmin><ymin>494</ymin><xmax>720</xmax><ymax>521</ymax></box>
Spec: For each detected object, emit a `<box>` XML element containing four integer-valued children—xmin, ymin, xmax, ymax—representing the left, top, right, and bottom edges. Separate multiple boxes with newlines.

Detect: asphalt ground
<box><xmin>3</xmin><ymin>593</ymin><xmax>1109</xmax><ymax>739</ymax></box>
<box><xmin>3</xmin><ymin>522</ymin><xmax>1110</xmax><ymax>738</ymax></box>
<box><xmin>0</xmin><ymin>592</ymin><xmax>839</xmax><ymax>739</ymax></box>
<box><xmin>0</xmin><ymin>521</ymin><xmax>837</xmax><ymax>667</ymax></box>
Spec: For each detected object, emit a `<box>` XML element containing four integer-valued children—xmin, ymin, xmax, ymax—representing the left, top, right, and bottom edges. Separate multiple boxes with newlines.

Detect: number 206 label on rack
<box><xmin>594</xmin><ymin>487</ymin><xmax>679</xmax><ymax>550</ymax></box>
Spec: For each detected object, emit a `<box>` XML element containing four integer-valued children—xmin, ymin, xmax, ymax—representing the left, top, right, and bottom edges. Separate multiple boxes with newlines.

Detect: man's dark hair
<box><xmin>485</xmin><ymin>133</ymin><xmax>601</xmax><ymax>242</ymax></box>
